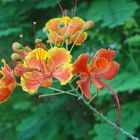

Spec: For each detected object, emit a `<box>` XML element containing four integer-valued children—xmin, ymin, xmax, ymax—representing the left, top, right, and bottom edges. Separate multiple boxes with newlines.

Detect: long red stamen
<box><xmin>94</xmin><ymin>76</ymin><xmax>120</xmax><ymax>140</ymax></box>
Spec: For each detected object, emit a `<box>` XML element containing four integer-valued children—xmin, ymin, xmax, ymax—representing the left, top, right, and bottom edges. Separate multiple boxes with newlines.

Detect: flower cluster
<box><xmin>0</xmin><ymin>14</ymin><xmax>120</xmax><ymax>138</ymax></box>
<box><xmin>45</xmin><ymin>16</ymin><xmax>93</xmax><ymax>46</ymax></box>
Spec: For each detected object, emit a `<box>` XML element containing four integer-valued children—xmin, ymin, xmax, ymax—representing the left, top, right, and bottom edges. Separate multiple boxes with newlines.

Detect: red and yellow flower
<box><xmin>73</xmin><ymin>48</ymin><xmax>120</xmax><ymax>130</ymax></box>
<box><xmin>0</xmin><ymin>59</ymin><xmax>16</xmax><ymax>103</ymax></box>
<box><xmin>14</xmin><ymin>47</ymin><xmax>73</xmax><ymax>94</ymax></box>
<box><xmin>45</xmin><ymin>16</ymin><xmax>93</xmax><ymax>46</ymax></box>
<box><xmin>73</xmin><ymin>48</ymin><xmax>119</xmax><ymax>98</ymax></box>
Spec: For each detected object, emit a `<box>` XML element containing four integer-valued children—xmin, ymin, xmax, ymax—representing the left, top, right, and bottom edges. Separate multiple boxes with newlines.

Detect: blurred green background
<box><xmin>0</xmin><ymin>0</ymin><xmax>140</xmax><ymax>140</ymax></box>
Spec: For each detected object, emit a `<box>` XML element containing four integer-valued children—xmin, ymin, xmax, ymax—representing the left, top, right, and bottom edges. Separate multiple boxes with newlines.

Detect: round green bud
<box><xmin>59</xmin><ymin>22</ymin><xmax>65</xmax><ymax>28</ymax></box>
<box><xmin>11</xmin><ymin>53</ymin><xmax>21</xmax><ymax>61</ymax></box>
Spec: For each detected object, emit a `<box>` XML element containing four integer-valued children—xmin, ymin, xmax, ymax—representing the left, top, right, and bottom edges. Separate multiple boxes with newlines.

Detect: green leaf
<box><xmin>86</xmin><ymin>0</ymin><xmax>139</xmax><ymax>28</ymax></box>
<box><xmin>125</xmin><ymin>35</ymin><xmax>140</xmax><ymax>47</ymax></box>
<box><xmin>91</xmin><ymin>101</ymin><xmax>140</xmax><ymax>140</ymax></box>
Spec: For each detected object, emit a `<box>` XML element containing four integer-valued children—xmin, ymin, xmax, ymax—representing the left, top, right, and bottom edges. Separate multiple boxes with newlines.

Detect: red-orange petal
<box><xmin>68</xmin><ymin>17</ymin><xmax>85</xmax><ymax>34</ymax></box>
<box><xmin>0</xmin><ymin>59</ymin><xmax>16</xmax><ymax>103</ymax></box>
<box><xmin>70</xmin><ymin>32</ymin><xmax>87</xmax><ymax>45</ymax></box>
<box><xmin>45</xmin><ymin>18</ymin><xmax>62</xmax><ymax>32</ymax></box>
<box><xmin>73</xmin><ymin>54</ymin><xmax>90</xmax><ymax>74</ymax></box>
<box><xmin>0</xmin><ymin>87</ymin><xmax>11</xmax><ymax>103</ymax></box>
<box><xmin>77</xmin><ymin>79</ymin><xmax>91</xmax><ymax>98</ymax></box>
<box><xmin>21</xmin><ymin>71</ymin><xmax>46</xmax><ymax>94</ymax></box>
<box><xmin>47</xmin><ymin>47</ymin><xmax>72</xmax><ymax>71</ymax></box>
<box><xmin>53</xmin><ymin>63</ymin><xmax>73</xmax><ymax>85</ymax></box>
<box><xmin>49</xmin><ymin>32</ymin><xmax>63</xmax><ymax>46</ymax></box>
<box><xmin>97</xmin><ymin>61</ymin><xmax>119</xmax><ymax>80</ymax></box>
<box><xmin>91</xmin><ymin>77</ymin><xmax>104</xmax><ymax>90</ymax></box>
<box><xmin>96</xmin><ymin>48</ymin><xmax>115</xmax><ymax>62</ymax></box>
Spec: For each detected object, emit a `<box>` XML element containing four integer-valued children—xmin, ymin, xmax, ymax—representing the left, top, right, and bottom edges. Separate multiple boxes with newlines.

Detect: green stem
<box><xmin>70</xmin><ymin>75</ymin><xmax>79</xmax><ymax>83</ymax></box>
<box><xmin>39</xmin><ymin>92</ymin><xmax>64</xmax><ymax>97</ymax></box>
<box><xmin>88</xmin><ymin>90</ymin><xmax>98</xmax><ymax>104</ymax></box>
<box><xmin>66</xmin><ymin>39</ymin><xmax>68</xmax><ymax>50</ymax></box>
<box><xmin>70</xmin><ymin>30</ymin><xmax>84</xmax><ymax>52</ymax></box>
<box><xmin>46</xmin><ymin>32</ymin><xmax>53</xmax><ymax>48</ymax></box>
<box><xmin>68</xmin><ymin>83</ymin><xmax>139</xmax><ymax>140</ymax></box>
<box><xmin>48</xmin><ymin>87</ymin><xmax>78</xmax><ymax>97</ymax></box>
<box><xmin>60</xmin><ymin>39</ymin><xmax>65</xmax><ymax>48</ymax></box>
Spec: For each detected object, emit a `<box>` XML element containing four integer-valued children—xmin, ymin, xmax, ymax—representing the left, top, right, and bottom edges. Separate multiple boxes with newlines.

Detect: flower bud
<box><xmin>43</xmin><ymin>27</ymin><xmax>49</xmax><ymax>34</ymax></box>
<box><xmin>64</xmin><ymin>33</ymin><xmax>70</xmax><ymax>39</ymax></box>
<box><xmin>83</xmin><ymin>20</ymin><xmax>94</xmax><ymax>30</ymax></box>
<box><xmin>59</xmin><ymin>22</ymin><xmax>65</xmax><ymax>28</ymax></box>
<box><xmin>35</xmin><ymin>38</ymin><xmax>43</xmax><ymax>44</ymax></box>
<box><xmin>12</xmin><ymin>42</ymin><xmax>23</xmax><ymax>52</ymax></box>
<box><xmin>11</xmin><ymin>53</ymin><xmax>21</xmax><ymax>61</ymax></box>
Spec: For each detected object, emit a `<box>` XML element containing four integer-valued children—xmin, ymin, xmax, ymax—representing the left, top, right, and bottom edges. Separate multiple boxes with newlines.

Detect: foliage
<box><xmin>0</xmin><ymin>0</ymin><xmax>140</xmax><ymax>140</ymax></box>
<box><xmin>86</xmin><ymin>0</ymin><xmax>139</xmax><ymax>28</ymax></box>
<box><xmin>91</xmin><ymin>101</ymin><xmax>140</xmax><ymax>140</ymax></box>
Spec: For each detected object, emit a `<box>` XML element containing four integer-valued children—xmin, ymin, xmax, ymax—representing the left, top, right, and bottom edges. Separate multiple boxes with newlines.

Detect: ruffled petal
<box><xmin>91</xmin><ymin>57</ymin><xmax>108</xmax><ymax>73</ymax></box>
<box><xmin>0</xmin><ymin>59</ymin><xmax>16</xmax><ymax>103</ymax></box>
<box><xmin>21</xmin><ymin>71</ymin><xmax>46</xmax><ymax>94</ymax></box>
<box><xmin>0</xmin><ymin>87</ymin><xmax>11</xmax><ymax>103</ymax></box>
<box><xmin>47</xmin><ymin>47</ymin><xmax>72</xmax><ymax>71</ymax></box>
<box><xmin>96</xmin><ymin>48</ymin><xmax>115</xmax><ymax>62</ymax></box>
<box><xmin>75</xmin><ymin>32</ymin><xmax>87</xmax><ymax>45</ymax></box>
<box><xmin>23</xmin><ymin>48</ymin><xmax>47</xmax><ymax>71</ymax></box>
<box><xmin>45</xmin><ymin>18</ymin><xmax>62</xmax><ymax>32</ymax></box>
<box><xmin>53</xmin><ymin>63</ymin><xmax>73</xmax><ymax>85</ymax></box>
<box><xmin>68</xmin><ymin>17</ymin><xmax>85</xmax><ymax>34</ymax></box>
<box><xmin>77</xmin><ymin>79</ymin><xmax>91</xmax><ymax>98</ymax></box>
<box><xmin>73</xmin><ymin>54</ymin><xmax>90</xmax><ymax>74</ymax></box>
<box><xmin>97</xmin><ymin>61</ymin><xmax>119</xmax><ymax>80</ymax></box>
<box><xmin>14</xmin><ymin>62</ymin><xmax>27</xmax><ymax>76</ymax></box>
<box><xmin>49</xmin><ymin>32</ymin><xmax>63</xmax><ymax>46</ymax></box>
<box><xmin>70</xmin><ymin>32</ymin><xmax>87</xmax><ymax>45</ymax></box>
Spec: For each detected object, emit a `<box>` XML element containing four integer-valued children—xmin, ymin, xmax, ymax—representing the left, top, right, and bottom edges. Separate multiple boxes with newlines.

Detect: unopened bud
<box><xmin>43</xmin><ymin>27</ymin><xmax>49</xmax><ymax>34</ymax></box>
<box><xmin>11</xmin><ymin>53</ymin><xmax>21</xmax><ymax>61</ymax></box>
<box><xmin>35</xmin><ymin>38</ymin><xmax>43</xmax><ymax>44</ymax></box>
<box><xmin>83</xmin><ymin>20</ymin><xmax>94</xmax><ymax>30</ymax></box>
<box><xmin>64</xmin><ymin>33</ymin><xmax>70</xmax><ymax>39</ymax></box>
<box><xmin>59</xmin><ymin>22</ymin><xmax>65</xmax><ymax>28</ymax></box>
<box><xmin>12</xmin><ymin>42</ymin><xmax>23</xmax><ymax>52</ymax></box>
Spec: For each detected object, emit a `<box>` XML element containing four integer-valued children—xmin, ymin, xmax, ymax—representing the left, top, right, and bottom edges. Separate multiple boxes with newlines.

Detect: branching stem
<box><xmin>68</xmin><ymin>83</ymin><xmax>139</xmax><ymax>140</ymax></box>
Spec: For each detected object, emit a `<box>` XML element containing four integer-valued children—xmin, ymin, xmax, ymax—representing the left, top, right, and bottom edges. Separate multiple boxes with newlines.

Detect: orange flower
<box><xmin>73</xmin><ymin>48</ymin><xmax>120</xmax><ymax>132</ymax></box>
<box><xmin>73</xmin><ymin>48</ymin><xmax>119</xmax><ymax>98</ymax></box>
<box><xmin>0</xmin><ymin>59</ymin><xmax>16</xmax><ymax>103</ymax></box>
<box><xmin>15</xmin><ymin>47</ymin><xmax>73</xmax><ymax>94</ymax></box>
<box><xmin>45</xmin><ymin>16</ymin><xmax>93</xmax><ymax>46</ymax></box>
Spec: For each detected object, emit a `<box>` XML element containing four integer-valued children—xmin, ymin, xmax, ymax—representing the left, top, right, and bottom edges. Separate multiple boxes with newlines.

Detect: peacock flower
<box><xmin>73</xmin><ymin>48</ymin><xmax>120</xmax><ymax>130</ymax></box>
<box><xmin>0</xmin><ymin>59</ymin><xmax>16</xmax><ymax>103</ymax></box>
<box><xmin>73</xmin><ymin>48</ymin><xmax>119</xmax><ymax>98</ymax></box>
<box><xmin>16</xmin><ymin>47</ymin><xmax>73</xmax><ymax>94</ymax></box>
<box><xmin>45</xmin><ymin>16</ymin><xmax>93</xmax><ymax>46</ymax></box>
